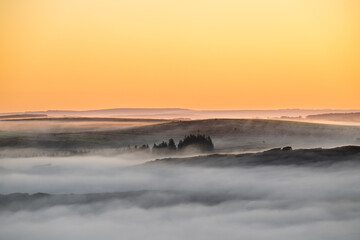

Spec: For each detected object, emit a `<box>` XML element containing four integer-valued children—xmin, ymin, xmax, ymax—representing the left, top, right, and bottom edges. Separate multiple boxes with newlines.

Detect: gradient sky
<box><xmin>0</xmin><ymin>0</ymin><xmax>359</xmax><ymax>112</ymax></box>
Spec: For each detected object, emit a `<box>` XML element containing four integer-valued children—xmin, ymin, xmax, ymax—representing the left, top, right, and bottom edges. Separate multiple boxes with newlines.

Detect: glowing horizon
<box><xmin>1</xmin><ymin>0</ymin><xmax>359</xmax><ymax>112</ymax></box>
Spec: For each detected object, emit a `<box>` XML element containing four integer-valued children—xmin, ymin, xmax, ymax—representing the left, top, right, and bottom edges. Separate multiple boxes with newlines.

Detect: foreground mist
<box><xmin>1</xmin><ymin>154</ymin><xmax>359</xmax><ymax>240</ymax></box>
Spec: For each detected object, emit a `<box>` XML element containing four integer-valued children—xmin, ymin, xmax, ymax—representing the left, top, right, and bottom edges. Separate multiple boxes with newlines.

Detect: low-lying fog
<box><xmin>1</xmin><ymin>154</ymin><xmax>359</xmax><ymax>240</ymax></box>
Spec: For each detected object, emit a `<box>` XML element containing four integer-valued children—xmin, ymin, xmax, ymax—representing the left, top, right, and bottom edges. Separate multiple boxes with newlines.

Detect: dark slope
<box><xmin>147</xmin><ymin>145</ymin><xmax>360</xmax><ymax>167</ymax></box>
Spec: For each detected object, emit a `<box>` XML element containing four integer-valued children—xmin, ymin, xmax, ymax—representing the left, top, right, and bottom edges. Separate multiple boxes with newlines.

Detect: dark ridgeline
<box><xmin>148</xmin><ymin>145</ymin><xmax>360</xmax><ymax>167</ymax></box>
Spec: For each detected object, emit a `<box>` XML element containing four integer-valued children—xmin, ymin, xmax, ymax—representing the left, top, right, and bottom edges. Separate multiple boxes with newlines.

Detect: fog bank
<box><xmin>0</xmin><ymin>155</ymin><xmax>359</xmax><ymax>240</ymax></box>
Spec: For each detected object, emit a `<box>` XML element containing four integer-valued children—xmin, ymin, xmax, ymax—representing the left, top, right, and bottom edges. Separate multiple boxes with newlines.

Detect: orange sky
<box><xmin>0</xmin><ymin>0</ymin><xmax>359</xmax><ymax>112</ymax></box>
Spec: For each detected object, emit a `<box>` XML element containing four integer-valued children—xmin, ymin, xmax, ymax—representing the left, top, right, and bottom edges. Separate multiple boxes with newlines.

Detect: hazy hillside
<box><xmin>1</xmin><ymin>119</ymin><xmax>360</xmax><ymax>157</ymax></box>
<box><xmin>307</xmin><ymin>112</ymin><xmax>360</xmax><ymax>123</ymax></box>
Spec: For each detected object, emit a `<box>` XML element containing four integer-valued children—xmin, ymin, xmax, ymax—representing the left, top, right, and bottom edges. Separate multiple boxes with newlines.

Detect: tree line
<box><xmin>129</xmin><ymin>134</ymin><xmax>214</xmax><ymax>153</ymax></box>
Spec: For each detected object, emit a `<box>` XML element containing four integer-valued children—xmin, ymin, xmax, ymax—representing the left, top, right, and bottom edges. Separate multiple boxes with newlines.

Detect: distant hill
<box><xmin>0</xmin><ymin>114</ymin><xmax>47</xmax><ymax>119</ymax></box>
<box><xmin>2</xmin><ymin>108</ymin><xmax>360</xmax><ymax>119</ymax></box>
<box><xmin>307</xmin><ymin>112</ymin><xmax>360</xmax><ymax>123</ymax></box>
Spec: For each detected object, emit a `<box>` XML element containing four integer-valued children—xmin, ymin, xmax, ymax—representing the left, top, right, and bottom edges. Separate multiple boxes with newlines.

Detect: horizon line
<box><xmin>1</xmin><ymin>107</ymin><xmax>360</xmax><ymax>115</ymax></box>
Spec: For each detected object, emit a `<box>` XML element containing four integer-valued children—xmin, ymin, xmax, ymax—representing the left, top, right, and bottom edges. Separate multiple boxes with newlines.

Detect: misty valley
<box><xmin>2</xmin><ymin>0</ymin><xmax>359</xmax><ymax>238</ymax></box>
<box><xmin>1</xmin><ymin>118</ymin><xmax>360</xmax><ymax>240</ymax></box>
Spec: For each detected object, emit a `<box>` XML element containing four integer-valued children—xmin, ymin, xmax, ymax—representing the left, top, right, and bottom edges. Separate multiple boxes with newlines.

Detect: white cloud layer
<box><xmin>0</xmin><ymin>155</ymin><xmax>359</xmax><ymax>240</ymax></box>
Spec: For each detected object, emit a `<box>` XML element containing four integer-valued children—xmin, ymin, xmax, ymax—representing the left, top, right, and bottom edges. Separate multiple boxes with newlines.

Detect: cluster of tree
<box><xmin>178</xmin><ymin>134</ymin><xmax>214</xmax><ymax>152</ymax></box>
<box><xmin>152</xmin><ymin>134</ymin><xmax>214</xmax><ymax>153</ymax></box>
<box><xmin>152</xmin><ymin>139</ymin><xmax>176</xmax><ymax>153</ymax></box>
<box><xmin>122</xmin><ymin>135</ymin><xmax>214</xmax><ymax>155</ymax></box>
<box><xmin>153</xmin><ymin>139</ymin><xmax>176</xmax><ymax>151</ymax></box>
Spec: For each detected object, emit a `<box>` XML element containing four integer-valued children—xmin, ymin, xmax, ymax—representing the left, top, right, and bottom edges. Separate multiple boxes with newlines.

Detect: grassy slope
<box><xmin>0</xmin><ymin>119</ymin><xmax>359</xmax><ymax>151</ymax></box>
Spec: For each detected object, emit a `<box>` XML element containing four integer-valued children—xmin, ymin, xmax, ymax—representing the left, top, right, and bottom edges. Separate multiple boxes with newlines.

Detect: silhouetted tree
<box><xmin>168</xmin><ymin>138</ymin><xmax>176</xmax><ymax>150</ymax></box>
<box><xmin>152</xmin><ymin>141</ymin><xmax>168</xmax><ymax>153</ymax></box>
<box><xmin>152</xmin><ymin>135</ymin><xmax>214</xmax><ymax>154</ymax></box>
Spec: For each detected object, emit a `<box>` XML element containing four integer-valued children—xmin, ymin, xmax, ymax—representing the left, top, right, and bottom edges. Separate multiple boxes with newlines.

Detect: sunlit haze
<box><xmin>1</xmin><ymin>0</ymin><xmax>359</xmax><ymax>111</ymax></box>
